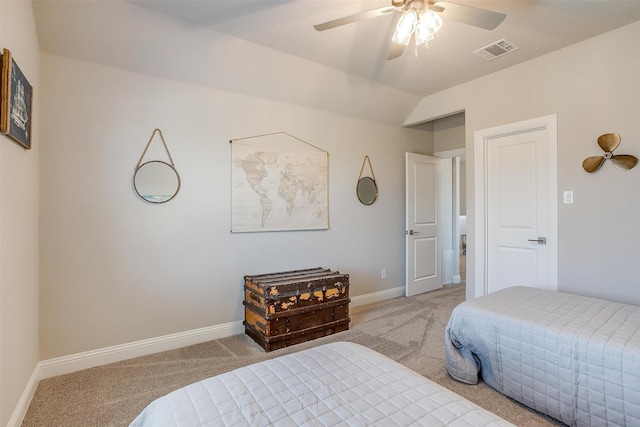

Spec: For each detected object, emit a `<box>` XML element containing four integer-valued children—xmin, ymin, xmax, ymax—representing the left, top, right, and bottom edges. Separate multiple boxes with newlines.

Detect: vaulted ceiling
<box><xmin>32</xmin><ymin>1</ymin><xmax>640</xmax><ymax>125</ymax></box>
<box><xmin>127</xmin><ymin>0</ymin><xmax>640</xmax><ymax>96</ymax></box>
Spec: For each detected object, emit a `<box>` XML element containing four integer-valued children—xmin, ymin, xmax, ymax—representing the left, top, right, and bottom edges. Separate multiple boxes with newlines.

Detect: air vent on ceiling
<box><xmin>473</xmin><ymin>38</ymin><xmax>519</xmax><ymax>61</ymax></box>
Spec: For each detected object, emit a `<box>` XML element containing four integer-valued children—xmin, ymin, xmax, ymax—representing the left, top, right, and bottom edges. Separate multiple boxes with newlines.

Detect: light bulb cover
<box><xmin>392</xmin><ymin>10</ymin><xmax>418</xmax><ymax>46</ymax></box>
<box><xmin>415</xmin><ymin>9</ymin><xmax>442</xmax><ymax>46</ymax></box>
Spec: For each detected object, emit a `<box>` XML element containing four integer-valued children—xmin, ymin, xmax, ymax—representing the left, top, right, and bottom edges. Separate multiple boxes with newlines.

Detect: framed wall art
<box><xmin>1</xmin><ymin>48</ymin><xmax>33</xmax><ymax>150</ymax></box>
<box><xmin>230</xmin><ymin>132</ymin><xmax>329</xmax><ymax>233</ymax></box>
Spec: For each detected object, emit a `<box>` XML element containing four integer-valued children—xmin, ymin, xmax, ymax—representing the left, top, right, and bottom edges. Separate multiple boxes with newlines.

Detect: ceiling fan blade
<box><xmin>610</xmin><ymin>154</ymin><xmax>639</xmax><ymax>171</ymax></box>
<box><xmin>387</xmin><ymin>42</ymin><xmax>405</xmax><ymax>60</ymax></box>
<box><xmin>437</xmin><ymin>1</ymin><xmax>506</xmax><ymax>30</ymax></box>
<box><xmin>597</xmin><ymin>133</ymin><xmax>621</xmax><ymax>153</ymax></box>
<box><xmin>314</xmin><ymin>6</ymin><xmax>397</xmax><ymax>31</ymax></box>
<box><xmin>582</xmin><ymin>156</ymin><xmax>606</xmax><ymax>173</ymax></box>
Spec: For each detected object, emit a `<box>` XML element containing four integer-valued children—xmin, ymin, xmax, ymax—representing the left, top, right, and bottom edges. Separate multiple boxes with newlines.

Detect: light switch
<box><xmin>563</xmin><ymin>191</ymin><xmax>573</xmax><ymax>204</ymax></box>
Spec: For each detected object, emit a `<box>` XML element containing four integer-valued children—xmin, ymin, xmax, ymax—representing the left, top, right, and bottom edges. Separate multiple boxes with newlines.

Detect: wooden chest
<box><xmin>243</xmin><ymin>267</ymin><xmax>350</xmax><ymax>352</ymax></box>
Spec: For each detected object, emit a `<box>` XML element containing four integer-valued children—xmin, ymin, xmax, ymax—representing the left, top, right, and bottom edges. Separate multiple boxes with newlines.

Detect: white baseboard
<box><xmin>39</xmin><ymin>286</ymin><xmax>405</xmax><ymax>380</ymax></box>
<box><xmin>7</xmin><ymin>368</ymin><xmax>40</xmax><ymax>427</ymax></box>
<box><xmin>350</xmin><ymin>286</ymin><xmax>405</xmax><ymax>308</ymax></box>
<box><xmin>38</xmin><ymin>320</ymin><xmax>245</xmax><ymax>380</ymax></box>
<box><xmin>10</xmin><ymin>286</ymin><xmax>404</xmax><ymax>426</ymax></box>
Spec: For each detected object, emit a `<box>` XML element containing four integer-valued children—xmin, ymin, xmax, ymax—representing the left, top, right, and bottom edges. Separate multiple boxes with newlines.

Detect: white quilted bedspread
<box><xmin>445</xmin><ymin>286</ymin><xmax>640</xmax><ymax>427</ymax></box>
<box><xmin>130</xmin><ymin>341</ymin><xmax>513</xmax><ymax>426</ymax></box>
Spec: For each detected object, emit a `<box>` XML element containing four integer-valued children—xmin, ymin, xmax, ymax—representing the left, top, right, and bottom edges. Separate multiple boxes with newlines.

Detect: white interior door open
<box><xmin>474</xmin><ymin>115</ymin><xmax>558</xmax><ymax>297</ymax></box>
<box><xmin>406</xmin><ymin>153</ymin><xmax>442</xmax><ymax>297</ymax></box>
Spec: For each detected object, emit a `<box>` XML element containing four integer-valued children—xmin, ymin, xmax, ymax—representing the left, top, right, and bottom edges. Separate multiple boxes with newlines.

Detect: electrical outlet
<box><xmin>563</xmin><ymin>190</ymin><xmax>573</xmax><ymax>204</ymax></box>
<box><xmin>381</xmin><ymin>268</ymin><xmax>387</xmax><ymax>279</ymax></box>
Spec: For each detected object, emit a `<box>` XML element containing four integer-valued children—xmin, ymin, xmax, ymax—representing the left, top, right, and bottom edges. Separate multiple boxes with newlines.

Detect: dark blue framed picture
<box><xmin>1</xmin><ymin>48</ymin><xmax>32</xmax><ymax>150</ymax></box>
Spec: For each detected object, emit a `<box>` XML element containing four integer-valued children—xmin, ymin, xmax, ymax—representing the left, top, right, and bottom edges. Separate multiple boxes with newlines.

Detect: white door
<box><xmin>406</xmin><ymin>153</ymin><xmax>442</xmax><ymax>297</ymax></box>
<box><xmin>474</xmin><ymin>115</ymin><xmax>558</xmax><ymax>296</ymax></box>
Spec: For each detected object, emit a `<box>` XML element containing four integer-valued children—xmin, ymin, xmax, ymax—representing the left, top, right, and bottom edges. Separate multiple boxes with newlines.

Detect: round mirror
<box><xmin>134</xmin><ymin>160</ymin><xmax>181</xmax><ymax>203</ymax></box>
<box><xmin>356</xmin><ymin>176</ymin><xmax>378</xmax><ymax>205</ymax></box>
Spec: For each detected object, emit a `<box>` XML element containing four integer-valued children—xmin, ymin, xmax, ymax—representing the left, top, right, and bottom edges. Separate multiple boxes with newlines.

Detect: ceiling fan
<box><xmin>314</xmin><ymin>0</ymin><xmax>506</xmax><ymax>60</ymax></box>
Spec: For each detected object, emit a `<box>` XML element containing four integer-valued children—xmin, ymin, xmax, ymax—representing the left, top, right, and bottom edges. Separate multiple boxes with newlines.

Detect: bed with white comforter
<box><xmin>445</xmin><ymin>286</ymin><xmax>640</xmax><ymax>427</ymax></box>
<box><xmin>130</xmin><ymin>341</ymin><xmax>513</xmax><ymax>426</ymax></box>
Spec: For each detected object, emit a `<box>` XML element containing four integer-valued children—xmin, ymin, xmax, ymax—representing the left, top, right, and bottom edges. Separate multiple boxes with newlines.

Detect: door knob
<box><xmin>406</xmin><ymin>230</ymin><xmax>420</xmax><ymax>235</ymax></box>
<box><xmin>527</xmin><ymin>237</ymin><xmax>547</xmax><ymax>244</ymax></box>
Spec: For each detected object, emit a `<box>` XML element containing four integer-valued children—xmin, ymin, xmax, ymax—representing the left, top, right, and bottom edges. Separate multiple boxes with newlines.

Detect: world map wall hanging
<box><xmin>230</xmin><ymin>132</ymin><xmax>329</xmax><ymax>233</ymax></box>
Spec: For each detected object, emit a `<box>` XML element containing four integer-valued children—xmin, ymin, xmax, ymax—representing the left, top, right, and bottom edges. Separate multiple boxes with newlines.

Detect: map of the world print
<box><xmin>231</xmin><ymin>133</ymin><xmax>328</xmax><ymax>232</ymax></box>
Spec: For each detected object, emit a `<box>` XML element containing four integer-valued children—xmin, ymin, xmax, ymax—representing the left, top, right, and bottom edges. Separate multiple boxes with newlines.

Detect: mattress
<box><xmin>445</xmin><ymin>286</ymin><xmax>640</xmax><ymax>427</ymax></box>
<box><xmin>130</xmin><ymin>341</ymin><xmax>513</xmax><ymax>426</ymax></box>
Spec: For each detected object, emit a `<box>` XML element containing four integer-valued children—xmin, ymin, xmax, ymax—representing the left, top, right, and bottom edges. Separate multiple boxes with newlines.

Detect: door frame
<box><xmin>433</xmin><ymin>148</ymin><xmax>465</xmax><ymax>284</ymax></box>
<box><xmin>473</xmin><ymin>114</ymin><xmax>558</xmax><ymax>298</ymax></box>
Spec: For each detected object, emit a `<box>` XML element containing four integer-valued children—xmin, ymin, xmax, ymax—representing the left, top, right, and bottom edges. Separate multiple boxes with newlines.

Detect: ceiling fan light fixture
<box><xmin>314</xmin><ymin>0</ymin><xmax>506</xmax><ymax>60</ymax></box>
<box><xmin>415</xmin><ymin>9</ymin><xmax>442</xmax><ymax>46</ymax></box>
<box><xmin>392</xmin><ymin>9</ymin><xmax>418</xmax><ymax>46</ymax></box>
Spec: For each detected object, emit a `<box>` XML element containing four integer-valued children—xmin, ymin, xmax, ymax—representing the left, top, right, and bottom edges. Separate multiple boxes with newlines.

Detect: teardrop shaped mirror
<box><xmin>357</xmin><ymin>176</ymin><xmax>378</xmax><ymax>205</ymax></box>
<box><xmin>134</xmin><ymin>160</ymin><xmax>181</xmax><ymax>203</ymax></box>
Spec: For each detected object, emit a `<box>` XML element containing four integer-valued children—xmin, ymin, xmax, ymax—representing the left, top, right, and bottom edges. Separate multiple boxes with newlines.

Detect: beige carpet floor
<box><xmin>23</xmin><ymin>283</ymin><xmax>564</xmax><ymax>426</ymax></box>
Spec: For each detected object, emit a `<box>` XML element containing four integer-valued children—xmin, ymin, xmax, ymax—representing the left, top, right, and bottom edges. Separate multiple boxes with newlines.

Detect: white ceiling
<box><xmin>31</xmin><ymin>0</ymin><xmax>640</xmax><ymax>126</ymax></box>
<box><xmin>119</xmin><ymin>0</ymin><xmax>640</xmax><ymax>96</ymax></box>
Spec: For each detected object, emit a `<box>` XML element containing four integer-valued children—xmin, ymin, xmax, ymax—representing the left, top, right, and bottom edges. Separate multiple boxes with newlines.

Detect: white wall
<box><xmin>406</xmin><ymin>22</ymin><xmax>640</xmax><ymax>304</ymax></box>
<box><xmin>433</xmin><ymin>113</ymin><xmax>465</xmax><ymax>153</ymax></box>
<box><xmin>0</xmin><ymin>0</ymin><xmax>40</xmax><ymax>425</ymax></box>
<box><xmin>32</xmin><ymin>0</ymin><xmax>421</xmax><ymax>129</ymax></box>
<box><xmin>39</xmin><ymin>54</ymin><xmax>433</xmax><ymax>359</ymax></box>
<box><xmin>459</xmin><ymin>158</ymin><xmax>466</xmax><ymax>216</ymax></box>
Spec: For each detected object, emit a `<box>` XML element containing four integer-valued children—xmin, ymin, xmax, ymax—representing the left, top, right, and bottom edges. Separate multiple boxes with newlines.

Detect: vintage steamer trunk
<box><xmin>244</xmin><ymin>267</ymin><xmax>350</xmax><ymax>352</ymax></box>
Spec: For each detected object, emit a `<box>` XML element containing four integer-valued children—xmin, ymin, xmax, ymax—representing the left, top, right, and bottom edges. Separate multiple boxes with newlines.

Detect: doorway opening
<box><xmin>408</xmin><ymin>112</ymin><xmax>466</xmax><ymax>292</ymax></box>
<box><xmin>431</xmin><ymin>110</ymin><xmax>467</xmax><ymax>289</ymax></box>
<box><xmin>436</xmin><ymin>152</ymin><xmax>466</xmax><ymax>287</ymax></box>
